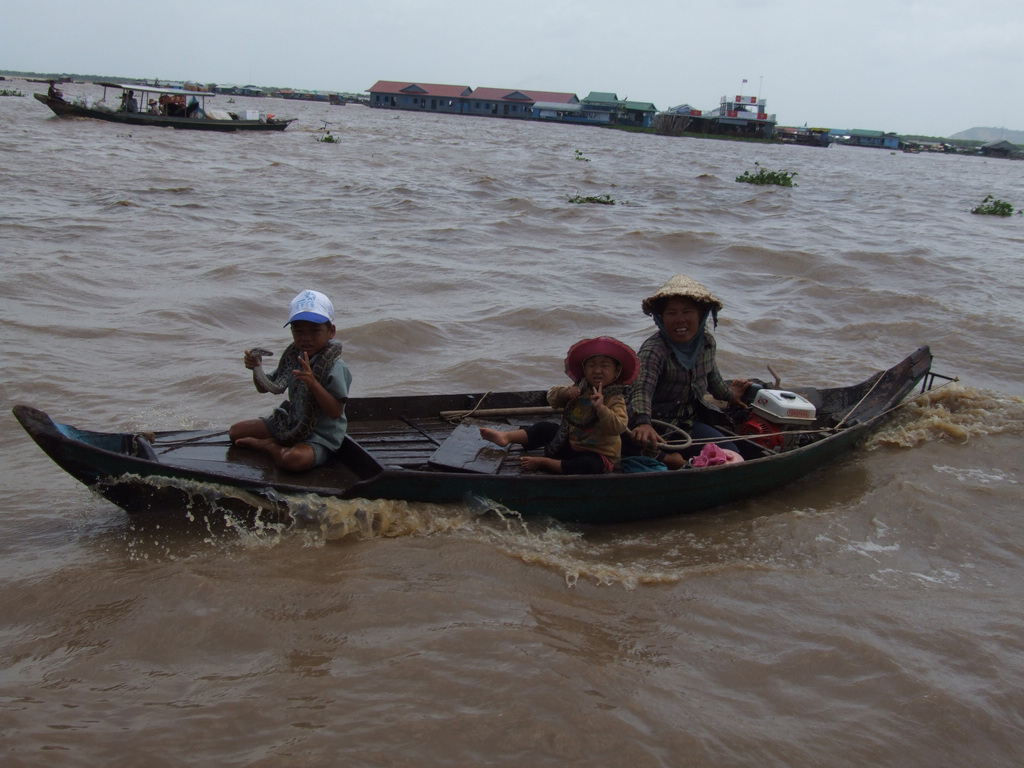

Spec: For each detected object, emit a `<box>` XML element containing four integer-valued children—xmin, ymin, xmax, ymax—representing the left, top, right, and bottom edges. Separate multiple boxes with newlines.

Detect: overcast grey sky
<box><xmin>4</xmin><ymin>0</ymin><xmax>1022</xmax><ymax>137</ymax></box>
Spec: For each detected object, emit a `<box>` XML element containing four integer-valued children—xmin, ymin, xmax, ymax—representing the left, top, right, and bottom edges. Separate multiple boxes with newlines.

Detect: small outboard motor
<box><xmin>737</xmin><ymin>386</ymin><xmax>817</xmax><ymax>451</ymax></box>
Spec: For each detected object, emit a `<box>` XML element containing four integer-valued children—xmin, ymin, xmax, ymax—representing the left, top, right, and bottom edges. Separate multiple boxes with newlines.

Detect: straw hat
<box><xmin>641</xmin><ymin>274</ymin><xmax>723</xmax><ymax>316</ymax></box>
<box><xmin>564</xmin><ymin>337</ymin><xmax>639</xmax><ymax>385</ymax></box>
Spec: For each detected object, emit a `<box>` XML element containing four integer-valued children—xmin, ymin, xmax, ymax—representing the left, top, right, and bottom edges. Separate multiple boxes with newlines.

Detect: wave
<box><xmin>867</xmin><ymin>383</ymin><xmax>1024</xmax><ymax>448</ymax></box>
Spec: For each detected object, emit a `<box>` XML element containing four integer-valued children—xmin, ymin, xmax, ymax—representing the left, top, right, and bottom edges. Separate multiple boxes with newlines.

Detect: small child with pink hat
<box><xmin>479</xmin><ymin>337</ymin><xmax>639</xmax><ymax>474</ymax></box>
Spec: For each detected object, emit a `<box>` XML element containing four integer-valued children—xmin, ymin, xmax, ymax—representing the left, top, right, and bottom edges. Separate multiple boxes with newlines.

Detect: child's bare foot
<box><xmin>235</xmin><ymin>436</ymin><xmax>275</xmax><ymax>452</ymax></box>
<box><xmin>235</xmin><ymin>436</ymin><xmax>314</xmax><ymax>471</ymax></box>
<box><xmin>663</xmin><ymin>452</ymin><xmax>687</xmax><ymax>470</ymax></box>
<box><xmin>235</xmin><ymin>436</ymin><xmax>286</xmax><ymax>465</ymax></box>
<box><xmin>479</xmin><ymin>427</ymin><xmax>511</xmax><ymax>447</ymax></box>
<box><xmin>520</xmin><ymin>456</ymin><xmax>562</xmax><ymax>473</ymax></box>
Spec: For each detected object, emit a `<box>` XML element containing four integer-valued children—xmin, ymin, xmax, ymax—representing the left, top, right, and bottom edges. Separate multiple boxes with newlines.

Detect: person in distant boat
<box><xmin>147</xmin><ymin>99</ymin><xmax>160</xmax><ymax>114</ymax></box>
<box><xmin>479</xmin><ymin>336</ymin><xmax>637</xmax><ymax>474</ymax></box>
<box><xmin>627</xmin><ymin>274</ymin><xmax>750</xmax><ymax>469</ymax></box>
<box><xmin>47</xmin><ymin>81</ymin><xmax>64</xmax><ymax>101</ymax></box>
<box><xmin>186</xmin><ymin>96</ymin><xmax>200</xmax><ymax>118</ymax></box>
<box><xmin>122</xmin><ymin>90</ymin><xmax>138</xmax><ymax>113</ymax></box>
<box><xmin>229</xmin><ymin>289</ymin><xmax>352</xmax><ymax>472</ymax></box>
<box><xmin>160</xmin><ymin>94</ymin><xmax>186</xmax><ymax>116</ymax></box>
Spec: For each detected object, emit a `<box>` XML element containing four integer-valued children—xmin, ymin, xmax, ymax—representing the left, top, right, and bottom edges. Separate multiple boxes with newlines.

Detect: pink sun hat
<box><xmin>564</xmin><ymin>336</ymin><xmax>640</xmax><ymax>385</ymax></box>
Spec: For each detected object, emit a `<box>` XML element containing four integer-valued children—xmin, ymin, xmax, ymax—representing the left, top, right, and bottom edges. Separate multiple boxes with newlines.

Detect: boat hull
<box><xmin>344</xmin><ymin>421</ymin><xmax>871</xmax><ymax>523</ymax></box>
<box><xmin>13</xmin><ymin>347</ymin><xmax>933</xmax><ymax>525</ymax></box>
<box><xmin>33</xmin><ymin>93</ymin><xmax>293</xmax><ymax>132</ymax></box>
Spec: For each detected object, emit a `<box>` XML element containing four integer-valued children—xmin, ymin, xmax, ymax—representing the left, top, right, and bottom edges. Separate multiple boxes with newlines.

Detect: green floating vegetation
<box><xmin>971</xmin><ymin>194</ymin><xmax>1018</xmax><ymax>216</ymax></box>
<box><xmin>0</xmin><ymin>89</ymin><xmax>25</xmax><ymax>97</ymax></box>
<box><xmin>574</xmin><ymin>149</ymin><xmax>591</xmax><ymax>162</ymax></box>
<box><xmin>316</xmin><ymin>123</ymin><xmax>340</xmax><ymax>143</ymax></box>
<box><xmin>736</xmin><ymin>163</ymin><xmax>797</xmax><ymax>187</ymax></box>
<box><xmin>567</xmin><ymin>193</ymin><xmax>616</xmax><ymax>205</ymax></box>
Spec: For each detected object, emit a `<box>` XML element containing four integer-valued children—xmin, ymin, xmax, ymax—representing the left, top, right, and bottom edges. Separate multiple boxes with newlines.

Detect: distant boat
<box><xmin>775</xmin><ymin>126</ymin><xmax>832</xmax><ymax>147</ymax></box>
<box><xmin>34</xmin><ymin>82</ymin><xmax>294</xmax><ymax>132</ymax></box>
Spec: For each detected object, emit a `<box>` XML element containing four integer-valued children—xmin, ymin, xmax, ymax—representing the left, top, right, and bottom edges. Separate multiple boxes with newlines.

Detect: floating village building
<box><xmin>366</xmin><ymin>81</ymin><xmax>657</xmax><ymax>127</ymax></box>
<box><xmin>834</xmin><ymin>129</ymin><xmax>904</xmax><ymax>150</ymax></box>
<box><xmin>979</xmin><ymin>139</ymin><xmax>1020</xmax><ymax>159</ymax></box>
<box><xmin>364</xmin><ymin>80</ymin><xmax>994</xmax><ymax>153</ymax></box>
<box><xmin>367</xmin><ymin>81</ymin><xmax>570</xmax><ymax>118</ymax></box>
<box><xmin>654</xmin><ymin>94</ymin><xmax>777</xmax><ymax>139</ymax></box>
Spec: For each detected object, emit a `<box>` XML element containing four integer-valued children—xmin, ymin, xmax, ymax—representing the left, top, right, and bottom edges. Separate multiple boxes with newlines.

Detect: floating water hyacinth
<box><xmin>316</xmin><ymin>122</ymin><xmax>339</xmax><ymax>143</ymax></box>
<box><xmin>736</xmin><ymin>162</ymin><xmax>797</xmax><ymax>187</ymax></box>
<box><xmin>971</xmin><ymin>194</ymin><xmax>1018</xmax><ymax>216</ymax></box>
<box><xmin>566</xmin><ymin>192</ymin><xmax>616</xmax><ymax>205</ymax></box>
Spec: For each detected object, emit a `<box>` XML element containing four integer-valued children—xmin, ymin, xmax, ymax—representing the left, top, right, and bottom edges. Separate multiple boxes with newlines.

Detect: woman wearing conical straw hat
<box><xmin>627</xmin><ymin>274</ymin><xmax>750</xmax><ymax>469</ymax></box>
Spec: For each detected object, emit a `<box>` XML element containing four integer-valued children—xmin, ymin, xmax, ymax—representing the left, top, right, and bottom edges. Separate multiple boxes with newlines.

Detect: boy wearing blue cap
<box><xmin>229</xmin><ymin>289</ymin><xmax>352</xmax><ymax>471</ymax></box>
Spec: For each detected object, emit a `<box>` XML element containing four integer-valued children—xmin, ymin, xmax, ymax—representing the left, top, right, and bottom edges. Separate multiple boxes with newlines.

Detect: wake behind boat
<box><xmin>34</xmin><ymin>81</ymin><xmax>295</xmax><ymax>132</ymax></box>
<box><xmin>13</xmin><ymin>347</ymin><xmax>938</xmax><ymax>525</ymax></box>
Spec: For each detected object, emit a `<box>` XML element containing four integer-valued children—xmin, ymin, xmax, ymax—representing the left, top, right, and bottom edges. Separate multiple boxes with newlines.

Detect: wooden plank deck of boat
<box><xmin>341</xmin><ymin>390</ymin><xmax>554</xmax><ymax>476</ymax></box>
<box><xmin>347</xmin><ymin>414</ymin><xmax>523</xmax><ymax>475</ymax></box>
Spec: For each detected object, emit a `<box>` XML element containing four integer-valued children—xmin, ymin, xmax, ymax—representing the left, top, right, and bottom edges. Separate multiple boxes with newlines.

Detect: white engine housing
<box><xmin>750</xmin><ymin>389</ymin><xmax>817</xmax><ymax>425</ymax></box>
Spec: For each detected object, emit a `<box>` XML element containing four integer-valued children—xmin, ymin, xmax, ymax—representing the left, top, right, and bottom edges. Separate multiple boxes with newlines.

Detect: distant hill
<box><xmin>950</xmin><ymin>127</ymin><xmax>1024</xmax><ymax>144</ymax></box>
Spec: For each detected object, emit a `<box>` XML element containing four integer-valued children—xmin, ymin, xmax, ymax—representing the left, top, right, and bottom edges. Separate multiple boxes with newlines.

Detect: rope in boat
<box><xmin>651</xmin><ymin>419</ymin><xmax>692</xmax><ymax>451</ymax></box>
<box><xmin>443</xmin><ymin>391</ymin><xmax>493</xmax><ymax>423</ymax></box>
<box><xmin>835</xmin><ymin>373</ymin><xmax>959</xmax><ymax>427</ymax></box>
<box><xmin>831</xmin><ymin>370</ymin><xmax>885</xmax><ymax>430</ymax></box>
<box><xmin>651</xmin><ymin>373</ymin><xmax>960</xmax><ymax>453</ymax></box>
<box><xmin>146</xmin><ymin>429</ymin><xmax>230</xmax><ymax>446</ymax></box>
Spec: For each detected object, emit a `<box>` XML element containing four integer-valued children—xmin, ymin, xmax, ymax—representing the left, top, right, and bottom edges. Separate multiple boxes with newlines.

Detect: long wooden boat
<box><xmin>34</xmin><ymin>82</ymin><xmax>294</xmax><ymax>132</ymax></box>
<box><xmin>13</xmin><ymin>347</ymin><xmax>936</xmax><ymax>525</ymax></box>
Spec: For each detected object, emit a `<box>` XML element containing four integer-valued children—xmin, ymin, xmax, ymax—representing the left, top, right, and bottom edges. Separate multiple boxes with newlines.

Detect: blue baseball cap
<box><xmin>285</xmin><ymin>289</ymin><xmax>334</xmax><ymax>326</ymax></box>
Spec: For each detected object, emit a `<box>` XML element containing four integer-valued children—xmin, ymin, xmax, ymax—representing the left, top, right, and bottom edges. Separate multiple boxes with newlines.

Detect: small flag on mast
<box><xmin>742</xmin><ymin>79</ymin><xmax>748</xmax><ymax>83</ymax></box>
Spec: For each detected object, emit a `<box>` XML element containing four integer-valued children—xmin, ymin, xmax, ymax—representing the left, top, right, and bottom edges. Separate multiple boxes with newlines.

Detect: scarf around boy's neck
<box><xmin>654</xmin><ymin>311</ymin><xmax>710</xmax><ymax>371</ymax></box>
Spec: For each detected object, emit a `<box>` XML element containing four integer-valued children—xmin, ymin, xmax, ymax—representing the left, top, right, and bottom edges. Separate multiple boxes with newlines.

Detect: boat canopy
<box><xmin>97</xmin><ymin>82</ymin><xmax>212</xmax><ymax>98</ymax></box>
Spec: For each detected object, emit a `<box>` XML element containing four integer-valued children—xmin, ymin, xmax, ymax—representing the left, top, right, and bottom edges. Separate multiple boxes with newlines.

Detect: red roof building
<box><xmin>367</xmin><ymin>81</ymin><xmax>473</xmax><ymax>113</ymax></box>
<box><xmin>367</xmin><ymin>80</ymin><xmax>579</xmax><ymax>119</ymax></box>
<box><xmin>463</xmin><ymin>88</ymin><xmax>577</xmax><ymax>118</ymax></box>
